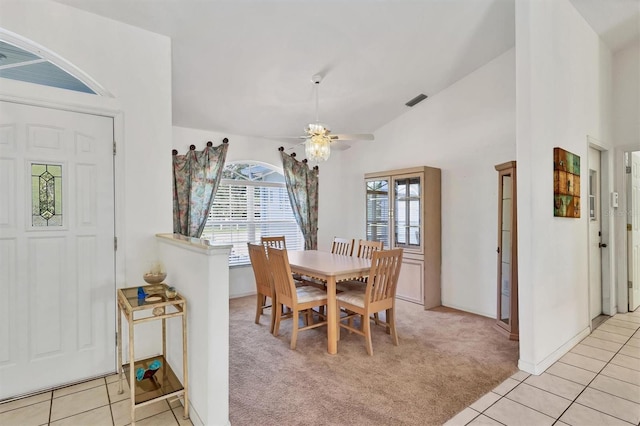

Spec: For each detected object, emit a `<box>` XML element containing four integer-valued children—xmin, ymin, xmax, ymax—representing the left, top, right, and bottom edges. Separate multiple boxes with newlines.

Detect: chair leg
<box><xmin>269</xmin><ymin>297</ymin><xmax>276</xmax><ymax>334</ymax></box>
<box><xmin>290</xmin><ymin>309</ymin><xmax>299</xmax><ymax>350</ymax></box>
<box><xmin>255</xmin><ymin>294</ymin><xmax>264</xmax><ymax>325</ymax></box>
<box><xmin>273</xmin><ymin>303</ymin><xmax>282</xmax><ymax>337</ymax></box>
<box><xmin>363</xmin><ymin>313</ymin><xmax>373</xmax><ymax>356</ymax></box>
<box><xmin>385</xmin><ymin>309</ymin><xmax>390</xmax><ymax>334</ymax></box>
<box><xmin>373</xmin><ymin>312</ymin><xmax>381</xmax><ymax>326</ymax></box>
<box><xmin>389</xmin><ymin>308</ymin><xmax>399</xmax><ymax>346</ymax></box>
<box><xmin>336</xmin><ymin>306</ymin><xmax>341</xmax><ymax>341</ymax></box>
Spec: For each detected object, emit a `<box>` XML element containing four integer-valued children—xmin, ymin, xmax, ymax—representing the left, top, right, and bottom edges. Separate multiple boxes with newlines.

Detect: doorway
<box><xmin>0</xmin><ymin>101</ymin><xmax>116</xmax><ymax>399</ymax></box>
<box><xmin>588</xmin><ymin>147</ymin><xmax>605</xmax><ymax>326</ymax></box>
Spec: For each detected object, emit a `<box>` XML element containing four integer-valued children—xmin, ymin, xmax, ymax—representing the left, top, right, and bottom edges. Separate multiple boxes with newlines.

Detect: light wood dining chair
<box><xmin>336</xmin><ymin>248</ymin><xmax>403</xmax><ymax>355</ymax></box>
<box><xmin>247</xmin><ymin>243</ymin><xmax>277</xmax><ymax>333</ymax></box>
<box><xmin>337</xmin><ymin>238</ymin><xmax>384</xmax><ymax>293</ymax></box>
<box><xmin>262</xmin><ymin>235</ymin><xmax>308</xmax><ymax>289</ymax></box>
<box><xmin>355</xmin><ymin>239</ymin><xmax>384</xmax><ymax>259</ymax></box>
<box><xmin>267</xmin><ymin>246</ymin><xmax>328</xmax><ymax>350</ymax></box>
<box><xmin>331</xmin><ymin>237</ymin><xmax>354</xmax><ymax>256</ymax></box>
<box><xmin>261</xmin><ymin>235</ymin><xmax>286</xmax><ymax>250</ymax></box>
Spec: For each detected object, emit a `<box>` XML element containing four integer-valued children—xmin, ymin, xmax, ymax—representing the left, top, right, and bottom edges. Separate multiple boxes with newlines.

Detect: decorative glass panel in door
<box><xmin>365</xmin><ymin>178</ymin><xmax>390</xmax><ymax>248</ymax></box>
<box><xmin>393</xmin><ymin>176</ymin><xmax>421</xmax><ymax>249</ymax></box>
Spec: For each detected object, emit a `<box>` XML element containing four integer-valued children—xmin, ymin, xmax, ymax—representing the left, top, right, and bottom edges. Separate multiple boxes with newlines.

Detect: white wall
<box><xmin>340</xmin><ymin>48</ymin><xmax>516</xmax><ymax>318</ymax></box>
<box><xmin>0</xmin><ymin>0</ymin><xmax>173</xmax><ymax>356</ymax></box>
<box><xmin>516</xmin><ymin>0</ymin><xmax>613</xmax><ymax>374</ymax></box>
<box><xmin>613</xmin><ymin>40</ymin><xmax>640</xmax><ymax>148</ymax></box>
<box><xmin>158</xmin><ymin>235</ymin><xmax>231</xmax><ymax>426</ymax></box>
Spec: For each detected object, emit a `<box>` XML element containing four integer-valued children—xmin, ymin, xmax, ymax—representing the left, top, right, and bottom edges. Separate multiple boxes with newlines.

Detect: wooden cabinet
<box><xmin>495</xmin><ymin>161</ymin><xmax>518</xmax><ymax>340</ymax></box>
<box><xmin>365</xmin><ymin>166</ymin><xmax>441</xmax><ymax>308</ymax></box>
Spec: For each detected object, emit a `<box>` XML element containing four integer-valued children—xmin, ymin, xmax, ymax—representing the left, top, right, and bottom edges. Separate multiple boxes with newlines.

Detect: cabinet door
<box><xmin>392</xmin><ymin>173</ymin><xmax>423</xmax><ymax>253</ymax></box>
<box><xmin>495</xmin><ymin>162</ymin><xmax>518</xmax><ymax>340</ymax></box>
<box><xmin>365</xmin><ymin>178</ymin><xmax>391</xmax><ymax>248</ymax></box>
<box><xmin>396</xmin><ymin>257</ymin><xmax>424</xmax><ymax>304</ymax></box>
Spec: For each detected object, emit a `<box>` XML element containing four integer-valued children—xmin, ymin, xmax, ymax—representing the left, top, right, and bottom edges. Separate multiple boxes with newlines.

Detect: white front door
<box><xmin>630</xmin><ymin>152</ymin><xmax>640</xmax><ymax>311</ymax></box>
<box><xmin>588</xmin><ymin>147</ymin><xmax>602</xmax><ymax>320</ymax></box>
<box><xmin>0</xmin><ymin>101</ymin><xmax>116</xmax><ymax>399</ymax></box>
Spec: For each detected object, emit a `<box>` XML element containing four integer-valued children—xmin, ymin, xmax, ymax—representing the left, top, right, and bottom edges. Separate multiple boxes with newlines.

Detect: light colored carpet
<box><xmin>229</xmin><ymin>295</ymin><xmax>519</xmax><ymax>426</ymax></box>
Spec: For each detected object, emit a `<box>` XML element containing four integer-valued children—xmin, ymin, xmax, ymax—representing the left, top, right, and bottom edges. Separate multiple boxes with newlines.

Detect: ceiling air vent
<box><xmin>405</xmin><ymin>93</ymin><xmax>428</xmax><ymax>107</ymax></box>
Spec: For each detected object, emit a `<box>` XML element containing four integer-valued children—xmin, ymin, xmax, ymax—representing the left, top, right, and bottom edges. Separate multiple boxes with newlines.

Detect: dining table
<box><xmin>287</xmin><ymin>250</ymin><xmax>371</xmax><ymax>355</ymax></box>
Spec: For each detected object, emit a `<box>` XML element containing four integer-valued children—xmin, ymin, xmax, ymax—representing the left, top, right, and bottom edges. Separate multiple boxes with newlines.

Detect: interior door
<box><xmin>630</xmin><ymin>152</ymin><xmax>640</xmax><ymax>311</ymax></box>
<box><xmin>588</xmin><ymin>147</ymin><xmax>603</xmax><ymax>320</ymax></box>
<box><xmin>0</xmin><ymin>101</ymin><xmax>116</xmax><ymax>399</ymax></box>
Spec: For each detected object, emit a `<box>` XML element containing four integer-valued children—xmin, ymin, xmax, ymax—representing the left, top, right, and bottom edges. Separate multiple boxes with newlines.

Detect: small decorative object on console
<box><xmin>135</xmin><ymin>359</ymin><xmax>162</xmax><ymax>381</ymax></box>
<box><xmin>165</xmin><ymin>286</ymin><xmax>177</xmax><ymax>299</ymax></box>
<box><xmin>143</xmin><ymin>261</ymin><xmax>167</xmax><ymax>284</ymax></box>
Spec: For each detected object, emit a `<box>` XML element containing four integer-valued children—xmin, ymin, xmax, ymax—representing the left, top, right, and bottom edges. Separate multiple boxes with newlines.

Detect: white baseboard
<box><xmin>229</xmin><ymin>290</ymin><xmax>256</xmax><ymax>299</ymax></box>
<box><xmin>440</xmin><ymin>302</ymin><xmax>493</xmax><ymax>319</ymax></box>
<box><xmin>518</xmin><ymin>326</ymin><xmax>591</xmax><ymax>375</ymax></box>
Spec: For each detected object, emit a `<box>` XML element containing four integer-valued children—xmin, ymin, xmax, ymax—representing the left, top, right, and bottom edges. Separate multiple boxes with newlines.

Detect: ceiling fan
<box><xmin>284</xmin><ymin>74</ymin><xmax>374</xmax><ymax>162</ymax></box>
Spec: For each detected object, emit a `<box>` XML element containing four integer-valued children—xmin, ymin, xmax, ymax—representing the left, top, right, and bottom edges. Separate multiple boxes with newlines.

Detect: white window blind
<box><xmin>201</xmin><ymin>162</ymin><xmax>304</xmax><ymax>266</ymax></box>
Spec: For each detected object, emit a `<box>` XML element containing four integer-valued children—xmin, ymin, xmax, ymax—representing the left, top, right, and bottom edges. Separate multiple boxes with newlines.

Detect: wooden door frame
<box><xmin>587</xmin><ymin>138</ymin><xmax>614</xmax><ymax>325</ymax></box>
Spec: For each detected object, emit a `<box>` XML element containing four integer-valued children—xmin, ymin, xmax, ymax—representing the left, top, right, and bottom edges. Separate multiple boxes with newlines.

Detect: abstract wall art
<box><xmin>553</xmin><ymin>147</ymin><xmax>580</xmax><ymax>218</ymax></box>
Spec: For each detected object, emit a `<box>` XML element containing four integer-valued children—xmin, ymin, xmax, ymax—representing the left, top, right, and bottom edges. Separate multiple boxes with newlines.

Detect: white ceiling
<box><xmin>52</xmin><ymin>0</ymin><xmax>637</xmax><ymax>142</ymax></box>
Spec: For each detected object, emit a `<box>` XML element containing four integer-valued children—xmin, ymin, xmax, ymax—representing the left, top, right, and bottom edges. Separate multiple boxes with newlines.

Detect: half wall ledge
<box><xmin>155</xmin><ymin>232</ymin><xmax>232</xmax><ymax>426</ymax></box>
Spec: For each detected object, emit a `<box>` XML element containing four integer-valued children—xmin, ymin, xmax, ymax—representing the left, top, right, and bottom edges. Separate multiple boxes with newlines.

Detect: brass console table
<box><xmin>117</xmin><ymin>284</ymin><xmax>188</xmax><ymax>425</ymax></box>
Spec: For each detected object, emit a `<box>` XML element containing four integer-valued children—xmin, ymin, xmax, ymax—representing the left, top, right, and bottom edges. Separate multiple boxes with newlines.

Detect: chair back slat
<box><xmin>261</xmin><ymin>236</ymin><xmax>286</xmax><ymax>251</ymax></box>
<box><xmin>247</xmin><ymin>243</ymin><xmax>273</xmax><ymax>297</ymax></box>
<box><xmin>331</xmin><ymin>237</ymin><xmax>354</xmax><ymax>256</ymax></box>
<box><xmin>355</xmin><ymin>239</ymin><xmax>384</xmax><ymax>259</ymax></box>
<box><xmin>266</xmin><ymin>246</ymin><xmax>297</xmax><ymax>306</ymax></box>
<box><xmin>366</xmin><ymin>249</ymin><xmax>403</xmax><ymax>304</ymax></box>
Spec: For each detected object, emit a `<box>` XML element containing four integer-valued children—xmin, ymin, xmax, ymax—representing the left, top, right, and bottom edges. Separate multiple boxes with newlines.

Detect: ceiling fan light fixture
<box><xmin>305</xmin><ymin>134</ymin><xmax>331</xmax><ymax>163</ymax></box>
<box><xmin>305</xmin><ymin>122</ymin><xmax>329</xmax><ymax>136</ymax></box>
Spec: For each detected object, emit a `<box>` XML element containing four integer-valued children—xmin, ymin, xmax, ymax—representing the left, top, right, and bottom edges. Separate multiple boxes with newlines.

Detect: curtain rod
<box><xmin>278</xmin><ymin>146</ymin><xmax>319</xmax><ymax>170</ymax></box>
<box><xmin>172</xmin><ymin>138</ymin><xmax>229</xmax><ymax>155</ymax></box>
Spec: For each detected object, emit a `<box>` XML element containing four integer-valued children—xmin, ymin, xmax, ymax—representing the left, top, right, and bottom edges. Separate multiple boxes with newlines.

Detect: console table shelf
<box><xmin>117</xmin><ymin>284</ymin><xmax>189</xmax><ymax>425</ymax></box>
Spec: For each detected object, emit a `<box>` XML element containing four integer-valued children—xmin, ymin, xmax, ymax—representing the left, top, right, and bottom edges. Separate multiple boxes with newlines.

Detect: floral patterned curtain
<box><xmin>279</xmin><ymin>148</ymin><xmax>319</xmax><ymax>250</ymax></box>
<box><xmin>173</xmin><ymin>140</ymin><xmax>229</xmax><ymax>237</ymax></box>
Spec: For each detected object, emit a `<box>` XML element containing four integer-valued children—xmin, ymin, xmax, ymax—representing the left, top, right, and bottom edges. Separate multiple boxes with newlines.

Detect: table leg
<box><xmin>129</xmin><ymin>318</ymin><xmax>135</xmax><ymax>425</ymax></box>
<box><xmin>182</xmin><ymin>304</ymin><xmax>189</xmax><ymax>420</ymax></box>
<box><xmin>117</xmin><ymin>303</ymin><xmax>123</xmax><ymax>394</ymax></box>
<box><xmin>326</xmin><ymin>277</ymin><xmax>337</xmax><ymax>355</ymax></box>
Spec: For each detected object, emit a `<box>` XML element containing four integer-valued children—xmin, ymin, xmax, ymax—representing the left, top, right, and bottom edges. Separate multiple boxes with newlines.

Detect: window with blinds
<box><xmin>201</xmin><ymin>162</ymin><xmax>304</xmax><ymax>266</ymax></box>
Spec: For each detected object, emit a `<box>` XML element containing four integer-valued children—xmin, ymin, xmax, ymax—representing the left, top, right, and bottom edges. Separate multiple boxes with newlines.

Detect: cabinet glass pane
<box><xmin>500</xmin><ymin>260</ymin><xmax>511</xmax><ymax>323</ymax></box>
<box><xmin>501</xmin><ymin>231</ymin><xmax>511</xmax><ymax>264</ymax></box>
<box><xmin>366</xmin><ymin>179</ymin><xmax>390</xmax><ymax>248</ymax></box>
<box><xmin>394</xmin><ymin>177</ymin><xmax>421</xmax><ymax>248</ymax></box>
<box><xmin>501</xmin><ymin>175</ymin><xmax>512</xmax><ymax>231</ymax></box>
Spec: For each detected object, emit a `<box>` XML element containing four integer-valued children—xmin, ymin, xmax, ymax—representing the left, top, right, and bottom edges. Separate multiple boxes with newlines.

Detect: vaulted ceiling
<box><xmin>52</xmin><ymin>0</ymin><xmax>637</xmax><ymax>144</ymax></box>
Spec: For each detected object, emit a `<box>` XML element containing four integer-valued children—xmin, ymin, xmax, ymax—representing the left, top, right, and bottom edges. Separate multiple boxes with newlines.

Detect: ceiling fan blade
<box><xmin>261</xmin><ymin>135</ymin><xmax>307</xmax><ymax>143</ymax></box>
<box><xmin>331</xmin><ymin>142</ymin><xmax>352</xmax><ymax>151</ymax></box>
<box><xmin>330</xmin><ymin>133</ymin><xmax>375</xmax><ymax>141</ymax></box>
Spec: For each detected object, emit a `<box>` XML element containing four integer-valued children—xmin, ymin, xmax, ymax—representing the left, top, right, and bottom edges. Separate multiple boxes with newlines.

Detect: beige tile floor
<box><xmin>0</xmin><ymin>373</ymin><xmax>193</xmax><ymax>426</ymax></box>
<box><xmin>446</xmin><ymin>309</ymin><xmax>640</xmax><ymax>426</ymax></box>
